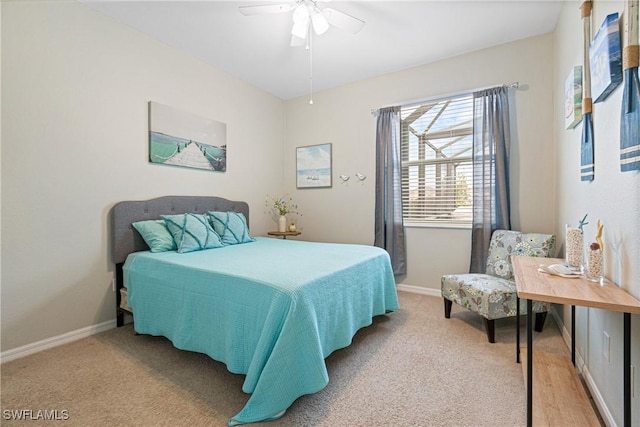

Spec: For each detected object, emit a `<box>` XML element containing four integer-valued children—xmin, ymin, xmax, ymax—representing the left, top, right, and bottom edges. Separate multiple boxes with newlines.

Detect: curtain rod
<box><xmin>371</xmin><ymin>81</ymin><xmax>520</xmax><ymax>116</ymax></box>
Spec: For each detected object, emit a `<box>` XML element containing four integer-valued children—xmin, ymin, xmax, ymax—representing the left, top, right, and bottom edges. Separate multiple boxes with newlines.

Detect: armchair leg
<box><xmin>534</xmin><ymin>312</ymin><xmax>547</xmax><ymax>332</ymax></box>
<box><xmin>484</xmin><ymin>318</ymin><xmax>496</xmax><ymax>343</ymax></box>
<box><xmin>444</xmin><ymin>299</ymin><xmax>453</xmax><ymax>318</ymax></box>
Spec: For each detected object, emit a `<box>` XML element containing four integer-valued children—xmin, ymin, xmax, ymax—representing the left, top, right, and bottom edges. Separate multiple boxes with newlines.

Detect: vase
<box><xmin>586</xmin><ymin>244</ymin><xmax>604</xmax><ymax>284</ymax></box>
<box><xmin>565</xmin><ymin>224</ymin><xmax>584</xmax><ymax>273</ymax></box>
<box><xmin>278</xmin><ymin>215</ymin><xmax>287</xmax><ymax>232</ymax></box>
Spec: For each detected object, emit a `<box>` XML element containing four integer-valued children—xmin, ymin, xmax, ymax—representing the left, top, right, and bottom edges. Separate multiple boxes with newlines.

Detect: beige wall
<box><xmin>553</xmin><ymin>1</ymin><xmax>640</xmax><ymax>425</ymax></box>
<box><xmin>285</xmin><ymin>34</ymin><xmax>556</xmax><ymax>290</ymax></box>
<box><xmin>3</xmin><ymin>3</ymin><xmax>638</xmax><ymax>424</ymax></box>
<box><xmin>1</xmin><ymin>2</ymin><xmax>285</xmax><ymax>351</ymax></box>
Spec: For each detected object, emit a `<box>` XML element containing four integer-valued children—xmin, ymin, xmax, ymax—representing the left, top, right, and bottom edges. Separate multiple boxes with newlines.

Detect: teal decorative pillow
<box><xmin>132</xmin><ymin>220</ymin><xmax>177</xmax><ymax>252</ymax></box>
<box><xmin>207</xmin><ymin>211</ymin><xmax>255</xmax><ymax>245</ymax></box>
<box><xmin>162</xmin><ymin>213</ymin><xmax>224</xmax><ymax>253</ymax></box>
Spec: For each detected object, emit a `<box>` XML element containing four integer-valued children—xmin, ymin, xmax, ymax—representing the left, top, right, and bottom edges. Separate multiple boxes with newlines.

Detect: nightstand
<box><xmin>267</xmin><ymin>231</ymin><xmax>301</xmax><ymax>239</ymax></box>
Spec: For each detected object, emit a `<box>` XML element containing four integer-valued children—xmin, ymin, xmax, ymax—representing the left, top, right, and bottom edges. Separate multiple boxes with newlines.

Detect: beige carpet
<box><xmin>1</xmin><ymin>291</ymin><xmax>571</xmax><ymax>426</ymax></box>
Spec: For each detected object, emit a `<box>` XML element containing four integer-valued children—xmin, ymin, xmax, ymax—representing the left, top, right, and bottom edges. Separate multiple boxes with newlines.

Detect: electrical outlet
<box><xmin>632</xmin><ymin>365</ymin><xmax>636</xmax><ymax>398</ymax></box>
<box><xmin>603</xmin><ymin>331</ymin><xmax>610</xmax><ymax>362</ymax></box>
<box><xmin>111</xmin><ymin>277</ymin><xmax>116</xmax><ymax>292</ymax></box>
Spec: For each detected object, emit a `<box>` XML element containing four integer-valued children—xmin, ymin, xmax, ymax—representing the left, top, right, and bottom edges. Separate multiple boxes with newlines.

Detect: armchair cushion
<box><xmin>441</xmin><ymin>273</ymin><xmax>549</xmax><ymax>320</ymax></box>
<box><xmin>441</xmin><ymin>230</ymin><xmax>556</xmax><ymax>321</ymax></box>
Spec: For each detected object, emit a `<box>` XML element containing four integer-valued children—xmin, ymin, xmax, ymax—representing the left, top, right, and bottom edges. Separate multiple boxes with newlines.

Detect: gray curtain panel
<box><xmin>469</xmin><ymin>86</ymin><xmax>512</xmax><ymax>273</ymax></box>
<box><xmin>374</xmin><ymin>106</ymin><xmax>406</xmax><ymax>275</ymax></box>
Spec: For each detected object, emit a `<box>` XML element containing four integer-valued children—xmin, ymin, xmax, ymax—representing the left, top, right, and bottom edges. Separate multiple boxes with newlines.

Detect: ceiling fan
<box><xmin>239</xmin><ymin>0</ymin><xmax>365</xmax><ymax>47</ymax></box>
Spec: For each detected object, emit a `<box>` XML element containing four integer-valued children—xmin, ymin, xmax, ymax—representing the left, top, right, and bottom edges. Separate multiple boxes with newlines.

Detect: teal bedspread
<box><xmin>123</xmin><ymin>237</ymin><xmax>399</xmax><ymax>425</ymax></box>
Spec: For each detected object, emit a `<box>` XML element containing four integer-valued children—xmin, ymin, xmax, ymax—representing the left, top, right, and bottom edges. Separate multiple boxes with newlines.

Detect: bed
<box><xmin>110</xmin><ymin>196</ymin><xmax>399</xmax><ymax>426</ymax></box>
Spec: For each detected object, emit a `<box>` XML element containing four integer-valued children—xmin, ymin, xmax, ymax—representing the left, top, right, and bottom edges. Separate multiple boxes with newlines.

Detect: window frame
<box><xmin>400</xmin><ymin>93</ymin><xmax>474</xmax><ymax>229</ymax></box>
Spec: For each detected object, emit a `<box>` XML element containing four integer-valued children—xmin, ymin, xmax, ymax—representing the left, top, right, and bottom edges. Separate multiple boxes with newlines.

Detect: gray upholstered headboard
<box><xmin>111</xmin><ymin>195</ymin><xmax>250</xmax><ymax>264</ymax></box>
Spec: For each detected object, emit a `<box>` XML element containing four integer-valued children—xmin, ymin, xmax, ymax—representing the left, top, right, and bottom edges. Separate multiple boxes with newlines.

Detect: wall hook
<box><xmin>355</xmin><ymin>173</ymin><xmax>366</xmax><ymax>181</ymax></box>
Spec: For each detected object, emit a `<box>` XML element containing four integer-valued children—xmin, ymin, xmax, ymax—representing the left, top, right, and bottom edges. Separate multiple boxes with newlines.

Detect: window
<box><xmin>401</xmin><ymin>94</ymin><xmax>473</xmax><ymax>227</ymax></box>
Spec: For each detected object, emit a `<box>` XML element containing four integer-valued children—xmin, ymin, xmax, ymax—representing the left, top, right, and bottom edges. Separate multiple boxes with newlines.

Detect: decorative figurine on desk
<box><xmin>289</xmin><ymin>223</ymin><xmax>297</xmax><ymax>232</ymax></box>
<box><xmin>586</xmin><ymin>220</ymin><xmax>604</xmax><ymax>284</ymax></box>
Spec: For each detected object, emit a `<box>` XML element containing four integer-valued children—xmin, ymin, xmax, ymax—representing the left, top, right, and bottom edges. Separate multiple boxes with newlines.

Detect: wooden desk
<box><xmin>513</xmin><ymin>256</ymin><xmax>640</xmax><ymax>427</ymax></box>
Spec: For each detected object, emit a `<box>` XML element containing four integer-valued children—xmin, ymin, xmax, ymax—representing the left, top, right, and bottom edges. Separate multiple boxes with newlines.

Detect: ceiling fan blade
<box><xmin>238</xmin><ymin>4</ymin><xmax>294</xmax><ymax>16</ymax></box>
<box><xmin>322</xmin><ymin>8</ymin><xmax>365</xmax><ymax>34</ymax></box>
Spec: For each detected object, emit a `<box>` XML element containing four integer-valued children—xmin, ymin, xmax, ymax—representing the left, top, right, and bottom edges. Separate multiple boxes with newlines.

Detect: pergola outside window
<box><xmin>400</xmin><ymin>94</ymin><xmax>473</xmax><ymax>227</ymax></box>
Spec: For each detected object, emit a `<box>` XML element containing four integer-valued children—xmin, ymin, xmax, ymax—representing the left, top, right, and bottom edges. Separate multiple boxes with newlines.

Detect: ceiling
<box><xmin>82</xmin><ymin>1</ymin><xmax>563</xmax><ymax>100</ymax></box>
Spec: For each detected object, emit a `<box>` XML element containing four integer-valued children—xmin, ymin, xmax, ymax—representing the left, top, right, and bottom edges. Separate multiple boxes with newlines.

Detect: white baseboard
<box><xmin>0</xmin><ymin>291</ymin><xmax>617</xmax><ymax>427</ymax></box>
<box><xmin>397</xmin><ymin>283</ymin><xmax>441</xmax><ymax>297</ymax></box>
<box><xmin>0</xmin><ymin>286</ymin><xmax>436</xmax><ymax>363</ymax></box>
<box><xmin>582</xmin><ymin>365</ymin><xmax>616</xmax><ymax>427</ymax></box>
<box><xmin>1</xmin><ymin>320</ymin><xmax>116</xmax><ymax>364</ymax></box>
<box><xmin>552</xmin><ymin>309</ymin><xmax>615</xmax><ymax>427</ymax></box>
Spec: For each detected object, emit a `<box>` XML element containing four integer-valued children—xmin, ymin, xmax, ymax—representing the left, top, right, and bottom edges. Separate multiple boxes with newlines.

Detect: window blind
<box><xmin>400</xmin><ymin>94</ymin><xmax>473</xmax><ymax>226</ymax></box>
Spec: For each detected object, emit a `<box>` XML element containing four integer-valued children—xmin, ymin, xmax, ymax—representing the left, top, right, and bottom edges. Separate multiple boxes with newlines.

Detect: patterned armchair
<box><xmin>441</xmin><ymin>230</ymin><xmax>556</xmax><ymax>343</ymax></box>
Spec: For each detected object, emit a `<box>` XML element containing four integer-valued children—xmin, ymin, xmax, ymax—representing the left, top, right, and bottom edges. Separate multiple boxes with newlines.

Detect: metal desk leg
<box><xmin>527</xmin><ymin>299</ymin><xmax>533</xmax><ymax>427</ymax></box>
<box><xmin>516</xmin><ymin>296</ymin><xmax>521</xmax><ymax>363</ymax></box>
<box><xmin>571</xmin><ymin>305</ymin><xmax>575</xmax><ymax>366</ymax></box>
<box><xmin>624</xmin><ymin>312</ymin><xmax>631</xmax><ymax>427</ymax></box>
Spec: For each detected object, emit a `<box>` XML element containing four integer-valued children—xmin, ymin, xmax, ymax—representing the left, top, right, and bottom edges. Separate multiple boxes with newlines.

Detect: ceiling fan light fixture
<box><xmin>291</xmin><ymin>20</ymin><xmax>309</xmax><ymax>39</ymax></box>
<box><xmin>311</xmin><ymin>12</ymin><xmax>329</xmax><ymax>35</ymax></box>
<box><xmin>239</xmin><ymin>0</ymin><xmax>365</xmax><ymax>106</ymax></box>
<box><xmin>292</xmin><ymin>4</ymin><xmax>309</xmax><ymax>24</ymax></box>
<box><xmin>290</xmin><ymin>34</ymin><xmax>306</xmax><ymax>47</ymax></box>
